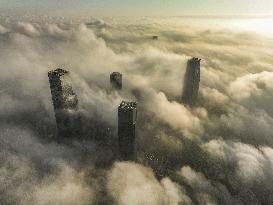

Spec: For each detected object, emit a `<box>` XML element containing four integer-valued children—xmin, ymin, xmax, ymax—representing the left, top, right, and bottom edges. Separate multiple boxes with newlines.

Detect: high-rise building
<box><xmin>182</xmin><ymin>57</ymin><xmax>201</xmax><ymax>106</ymax></box>
<box><xmin>110</xmin><ymin>72</ymin><xmax>122</xmax><ymax>90</ymax></box>
<box><xmin>118</xmin><ymin>101</ymin><xmax>137</xmax><ymax>160</ymax></box>
<box><xmin>48</xmin><ymin>68</ymin><xmax>81</xmax><ymax>138</ymax></box>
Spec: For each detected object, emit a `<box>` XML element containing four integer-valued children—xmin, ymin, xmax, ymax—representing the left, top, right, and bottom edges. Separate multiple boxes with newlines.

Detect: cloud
<box><xmin>0</xmin><ymin>24</ymin><xmax>9</xmax><ymax>34</ymax></box>
<box><xmin>33</xmin><ymin>164</ymin><xmax>94</xmax><ymax>205</ymax></box>
<box><xmin>0</xmin><ymin>17</ymin><xmax>273</xmax><ymax>204</ymax></box>
<box><xmin>107</xmin><ymin>162</ymin><xmax>166</xmax><ymax>205</ymax></box>
<box><xmin>107</xmin><ymin>162</ymin><xmax>192</xmax><ymax>205</ymax></box>
<box><xmin>86</xmin><ymin>19</ymin><xmax>109</xmax><ymax>28</ymax></box>
<box><xmin>44</xmin><ymin>23</ymin><xmax>68</xmax><ymax>39</ymax></box>
<box><xmin>228</xmin><ymin>71</ymin><xmax>273</xmax><ymax>99</ymax></box>
<box><xmin>0</xmin><ymin>140</ymin><xmax>94</xmax><ymax>205</ymax></box>
<box><xmin>144</xmin><ymin>90</ymin><xmax>202</xmax><ymax>136</ymax></box>
<box><xmin>200</xmin><ymin>87</ymin><xmax>229</xmax><ymax>107</ymax></box>
<box><xmin>228</xmin><ymin>71</ymin><xmax>273</xmax><ymax>116</ymax></box>
<box><xmin>15</xmin><ymin>22</ymin><xmax>40</xmax><ymax>37</ymax></box>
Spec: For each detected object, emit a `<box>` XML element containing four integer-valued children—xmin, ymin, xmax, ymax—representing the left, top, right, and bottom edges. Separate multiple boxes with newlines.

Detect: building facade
<box><xmin>182</xmin><ymin>57</ymin><xmax>201</xmax><ymax>106</ymax></box>
<box><xmin>110</xmin><ymin>72</ymin><xmax>122</xmax><ymax>90</ymax></box>
<box><xmin>48</xmin><ymin>68</ymin><xmax>81</xmax><ymax>138</ymax></box>
<box><xmin>118</xmin><ymin>101</ymin><xmax>137</xmax><ymax>160</ymax></box>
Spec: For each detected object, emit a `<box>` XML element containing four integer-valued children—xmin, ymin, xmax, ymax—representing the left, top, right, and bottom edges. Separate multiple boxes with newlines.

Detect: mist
<box><xmin>0</xmin><ymin>16</ymin><xmax>273</xmax><ymax>204</ymax></box>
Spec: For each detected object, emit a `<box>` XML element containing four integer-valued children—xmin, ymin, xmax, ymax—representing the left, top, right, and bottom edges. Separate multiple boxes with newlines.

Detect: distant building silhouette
<box><xmin>48</xmin><ymin>68</ymin><xmax>81</xmax><ymax>138</ymax></box>
<box><xmin>110</xmin><ymin>72</ymin><xmax>122</xmax><ymax>90</ymax></box>
<box><xmin>118</xmin><ymin>101</ymin><xmax>137</xmax><ymax>160</ymax></box>
<box><xmin>182</xmin><ymin>57</ymin><xmax>201</xmax><ymax>106</ymax></box>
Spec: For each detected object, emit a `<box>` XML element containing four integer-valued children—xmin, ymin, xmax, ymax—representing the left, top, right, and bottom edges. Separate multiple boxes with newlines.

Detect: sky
<box><xmin>1</xmin><ymin>0</ymin><xmax>273</xmax><ymax>16</ymax></box>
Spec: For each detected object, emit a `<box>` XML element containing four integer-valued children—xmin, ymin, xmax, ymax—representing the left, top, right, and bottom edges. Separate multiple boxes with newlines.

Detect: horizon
<box><xmin>1</xmin><ymin>0</ymin><xmax>273</xmax><ymax>17</ymax></box>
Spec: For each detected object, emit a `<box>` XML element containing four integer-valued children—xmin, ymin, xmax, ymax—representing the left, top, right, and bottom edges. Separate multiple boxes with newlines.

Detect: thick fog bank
<box><xmin>0</xmin><ymin>17</ymin><xmax>273</xmax><ymax>204</ymax></box>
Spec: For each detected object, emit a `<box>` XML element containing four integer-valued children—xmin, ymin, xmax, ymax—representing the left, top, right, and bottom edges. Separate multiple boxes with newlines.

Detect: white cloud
<box><xmin>0</xmin><ymin>17</ymin><xmax>273</xmax><ymax>204</ymax></box>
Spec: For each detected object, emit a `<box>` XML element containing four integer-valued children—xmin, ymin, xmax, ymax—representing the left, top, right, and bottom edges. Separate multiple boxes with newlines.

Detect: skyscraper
<box><xmin>110</xmin><ymin>72</ymin><xmax>122</xmax><ymax>90</ymax></box>
<box><xmin>182</xmin><ymin>57</ymin><xmax>201</xmax><ymax>106</ymax></box>
<box><xmin>118</xmin><ymin>101</ymin><xmax>137</xmax><ymax>160</ymax></box>
<box><xmin>48</xmin><ymin>68</ymin><xmax>81</xmax><ymax>138</ymax></box>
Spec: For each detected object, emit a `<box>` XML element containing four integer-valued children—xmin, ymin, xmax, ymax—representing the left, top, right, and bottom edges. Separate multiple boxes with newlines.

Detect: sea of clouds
<box><xmin>0</xmin><ymin>16</ymin><xmax>272</xmax><ymax>205</ymax></box>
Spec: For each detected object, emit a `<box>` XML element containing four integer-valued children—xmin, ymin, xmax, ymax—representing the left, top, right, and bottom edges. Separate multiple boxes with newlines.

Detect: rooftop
<box><xmin>119</xmin><ymin>101</ymin><xmax>137</xmax><ymax>111</ymax></box>
<box><xmin>189</xmin><ymin>57</ymin><xmax>201</xmax><ymax>62</ymax></box>
<box><xmin>111</xmin><ymin>72</ymin><xmax>122</xmax><ymax>76</ymax></box>
<box><xmin>48</xmin><ymin>68</ymin><xmax>69</xmax><ymax>77</ymax></box>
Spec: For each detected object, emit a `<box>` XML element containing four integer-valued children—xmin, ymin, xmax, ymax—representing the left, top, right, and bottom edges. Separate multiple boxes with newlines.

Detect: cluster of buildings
<box><xmin>48</xmin><ymin>57</ymin><xmax>201</xmax><ymax>161</ymax></box>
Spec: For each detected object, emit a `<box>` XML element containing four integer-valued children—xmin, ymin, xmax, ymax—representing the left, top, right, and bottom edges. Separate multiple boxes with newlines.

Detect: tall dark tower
<box><xmin>182</xmin><ymin>57</ymin><xmax>201</xmax><ymax>106</ymax></box>
<box><xmin>110</xmin><ymin>72</ymin><xmax>122</xmax><ymax>90</ymax></box>
<box><xmin>48</xmin><ymin>68</ymin><xmax>81</xmax><ymax>138</ymax></box>
<box><xmin>118</xmin><ymin>101</ymin><xmax>137</xmax><ymax>161</ymax></box>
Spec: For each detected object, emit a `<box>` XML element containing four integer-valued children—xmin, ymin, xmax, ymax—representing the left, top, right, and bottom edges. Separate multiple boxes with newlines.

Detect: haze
<box><xmin>0</xmin><ymin>1</ymin><xmax>273</xmax><ymax>205</ymax></box>
<box><xmin>1</xmin><ymin>0</ymin><xmax>273</xmax><ymax>16</ymax></box>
